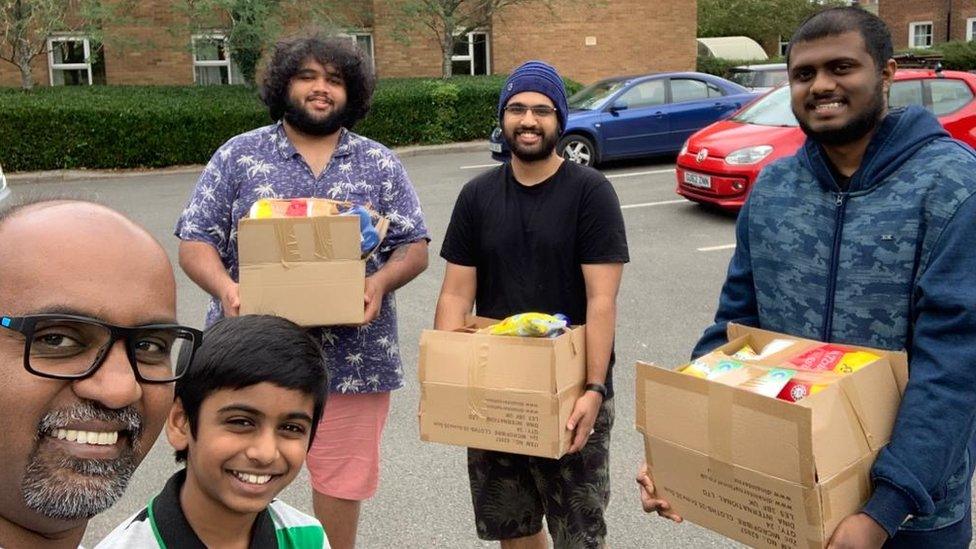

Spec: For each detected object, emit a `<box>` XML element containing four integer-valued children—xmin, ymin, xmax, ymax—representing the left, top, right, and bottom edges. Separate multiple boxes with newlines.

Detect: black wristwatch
<box><xmin>585</xmin><ymin>383</ymin><xmax>607</xmax><ymax>399</ymax></box>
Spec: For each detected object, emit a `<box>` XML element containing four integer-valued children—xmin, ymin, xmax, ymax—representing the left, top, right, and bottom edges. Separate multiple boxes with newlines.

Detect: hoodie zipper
<box><xmin>822</xmin><ymin>192</ymin><xmax>847</xmax><ymax>340</ymax></box>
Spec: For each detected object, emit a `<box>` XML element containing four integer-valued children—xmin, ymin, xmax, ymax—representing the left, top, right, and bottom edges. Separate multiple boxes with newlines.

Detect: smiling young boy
<box><xmin>97</xmin><ymin>315</ymin><xmax>330</xmax><ymax>548</ymax></box>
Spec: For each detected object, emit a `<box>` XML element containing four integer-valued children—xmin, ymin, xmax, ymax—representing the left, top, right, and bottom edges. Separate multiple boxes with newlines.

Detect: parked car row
<box><xmin>489</xmin><ymin>71</ymin><xmax>759</xmax><ymax>166</ymax></box>
<box><xmin>676</xmin><ymin>68</ymin><xmax>976</xmax><ymax>209</ymax></box>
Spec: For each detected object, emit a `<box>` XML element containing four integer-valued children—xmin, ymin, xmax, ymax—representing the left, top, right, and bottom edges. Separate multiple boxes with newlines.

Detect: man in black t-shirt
<box><xmin>435</xmin><ymin>60</ymin><xmax>629</xmax><ymax>549</ymax></box>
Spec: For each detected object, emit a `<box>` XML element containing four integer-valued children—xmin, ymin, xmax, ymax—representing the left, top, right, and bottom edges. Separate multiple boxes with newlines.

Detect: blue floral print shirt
<box><xmin>175</xmin><ymin>122</ymin><xmax>429</xmax><ymax>394</ymax></box>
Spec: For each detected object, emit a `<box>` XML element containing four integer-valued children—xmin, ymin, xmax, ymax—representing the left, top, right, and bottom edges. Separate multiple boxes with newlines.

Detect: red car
<box><xmin>676</xmin><ymin>69</ymin><xmax>976</xmax><ymax>210</ymax></box>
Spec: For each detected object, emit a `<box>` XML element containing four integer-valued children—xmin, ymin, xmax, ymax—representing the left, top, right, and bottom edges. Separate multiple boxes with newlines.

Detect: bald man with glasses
<box><xmin>0</xmin><ymin>200</ymin><xmax>201</xmax><ymax>548</ymax></box>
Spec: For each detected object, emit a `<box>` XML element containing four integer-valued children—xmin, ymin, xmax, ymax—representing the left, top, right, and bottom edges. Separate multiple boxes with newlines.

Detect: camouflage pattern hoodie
<box><xmin>694</xmin><ymin>105</ymin><xmax>976</xmax><ymax>540</ymax></box>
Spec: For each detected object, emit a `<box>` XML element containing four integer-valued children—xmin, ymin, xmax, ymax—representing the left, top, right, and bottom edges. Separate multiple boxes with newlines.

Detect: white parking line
<box><xmin>606</xmin><ymin>168</ymin><xmax>676</xmax><ymax>179</ymax></box>
<box><xmin>697</xmin><ymin>243</ymin><xmax>736</xmax><ymax>252</ymax></box>
<box><xmin>620</xmin><ymin>199</ymin><xmax>687</xmax><ymax>209</ymax></box>
<box><xmin>459</xmin><ymin>163</ymin><xmax>501</xmax><ymax>170</ymax></box>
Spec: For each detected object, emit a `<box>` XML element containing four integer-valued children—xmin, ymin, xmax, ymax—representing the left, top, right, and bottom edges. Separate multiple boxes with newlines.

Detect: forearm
<box><xmin>584</xmin><ymin>295</ymin><xmax>615</xmax><ymax>385</ymax></box>
<box><xmin>434</xmin><ymin>293</ymin><xmax>473</xmax><ymax>330</ymax></box>
<box><xmin>178</xmin><ymin>240</ymin><xmax>234</xmax><ymax>299</ymax></box>
<box><xmin>373</xmin><ymin>240</ymin><xmax>428</xmax><ymax>292</ymax></box>
<box><xmin>864</xmin><ymin>356</ymin><xmax>976</xmax><ymax>534</ymax></box>
<box><xmin>864</xmin><ymin>194</ymin><xmax>976</xmax><ymax>535</ymax></box>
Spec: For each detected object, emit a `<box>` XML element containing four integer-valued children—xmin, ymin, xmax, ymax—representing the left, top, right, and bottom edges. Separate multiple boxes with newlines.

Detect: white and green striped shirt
<box><xmin>96</xmin><ymin>469</ymin><xmax>328</xmax><ymax>549</ymax></box>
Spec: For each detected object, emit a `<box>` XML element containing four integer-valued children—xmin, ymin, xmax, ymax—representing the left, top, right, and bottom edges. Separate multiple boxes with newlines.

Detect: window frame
<box><xmin>909</xmin><ymin>21</ymin><xmax>934</xmax><ymax>49</ymax></box>
<box><xmin>47</xmin><ymin>35</ymin><xmax>94</xmax><ymax>86</ymax></box>
<box><xmin>451</xmin><ymin>31</ymin><xmax>490</xmax><ymax>76</ymax></box>
<box><xmin>668</xmin><ymin>78</ymin><xmax>716</xmax><ymax>104</ymax></box>
<box><xmin>616</xmin><ymin>78</ymin><xmax>668</xmax><ymax>109</ymax></box>
<box><xmin>926</xmin><ymin>78</ymin><xmax>975</xmax><ymax>116</ymax></box>
<box><xmin>889</xmin><ymin>77</ymin><xmax>975</xmax><ymax>117</ymax></box>
<box><xmin>337</xmin><ymin>32</ymin><xmax>375</xmax><ymax>71</ymax></box>
<box><xmin>967</xmin><ymin>18</ymin><xmax>976</xmax><ymax>42</ymax></box>
<box><xmin>191</xmin><ymin>32</ymin><xmax>235</xmax><ymax>85</ymax></box>
<box><xmin>778</xmin><ymin>37</ymin><xmax>789</xmax><ymax>57</ymax></box>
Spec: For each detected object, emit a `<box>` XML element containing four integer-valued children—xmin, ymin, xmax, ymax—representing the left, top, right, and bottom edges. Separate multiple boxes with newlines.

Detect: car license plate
<box><xmin>683</xmin><ymin>171</ymin><xmax>711</xmax><ymax>189</ymax></box>
<box><xmin>489</xmin><ymin>142</ymin><xmax>502</xmax><ymax>153</ymax></box>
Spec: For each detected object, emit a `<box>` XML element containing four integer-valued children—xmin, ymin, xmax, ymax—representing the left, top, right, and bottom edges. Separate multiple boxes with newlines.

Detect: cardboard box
<box><xmin>237</xmin><ymin>199</ymin><xmax>387</xmax><ymax>327</ymax></box>
<box><xmin>418</xmin><ymin>316</ymin><xmax>586</xmax><ymax>459</ymax></box>
<box><xmin>635</xmin><ymin>325</ymin><xmax>908</xmax><ymax>548</ymax></box>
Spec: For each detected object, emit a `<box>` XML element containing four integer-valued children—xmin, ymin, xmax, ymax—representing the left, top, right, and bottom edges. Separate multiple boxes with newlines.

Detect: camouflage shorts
<box><xmin>467</xmin><ymin>398</ymin><xmax>614</xmax><ymax>549</ymax></box>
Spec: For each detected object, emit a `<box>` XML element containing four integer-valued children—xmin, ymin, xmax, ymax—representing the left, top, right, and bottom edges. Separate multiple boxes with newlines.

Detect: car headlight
<box><xmin>724</xmin><ymin>145</ymin><xmax>773</xmax><ymax>165</ymax></box>
<box><xmin>679</xmin><ymin>142</ymin><xmax>688</xmax><ymax>156</ymax></box>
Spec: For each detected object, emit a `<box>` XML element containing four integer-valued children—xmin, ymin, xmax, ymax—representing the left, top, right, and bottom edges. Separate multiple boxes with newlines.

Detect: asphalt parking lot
<box><xmin>11</xmin><ymin>148</ymin><xmax>963</xmax><ymax>548</ymax></box>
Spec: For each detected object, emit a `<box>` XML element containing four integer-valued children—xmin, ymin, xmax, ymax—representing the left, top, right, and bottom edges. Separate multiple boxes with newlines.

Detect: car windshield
<box><xmin>730</xmin><ymin>69</ymin><xmax>788</xmax><ymax>89</ymax></box>
<box><xmin>568</xmin><ymin>79</ymin><xmax>628</xmax><ymax>110</ymax></box>
<box><xmin>730</xmin><ymin>86</ymin><xmax>797</xmax><ymax>127</ymax></box>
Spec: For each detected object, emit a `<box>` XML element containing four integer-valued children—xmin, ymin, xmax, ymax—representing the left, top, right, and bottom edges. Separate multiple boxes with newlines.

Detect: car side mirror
<box><xmin>610</xmin><ymin>100</ymin><xmax>629</xmax><ymax>112</ymax></box>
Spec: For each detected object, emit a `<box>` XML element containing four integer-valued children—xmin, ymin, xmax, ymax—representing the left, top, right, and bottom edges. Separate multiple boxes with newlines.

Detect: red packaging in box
<box><xmin>789</xmin><ymin>344</ymin><xmax>848</xmax><ymax>371</ymax></box>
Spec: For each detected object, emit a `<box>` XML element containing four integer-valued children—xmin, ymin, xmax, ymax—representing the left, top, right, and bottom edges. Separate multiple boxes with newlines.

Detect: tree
<box><xmin>698</xmin><ymin>0</ymin><xmax>848</xmax><ymax>49</ymax></box>
<box><xmin>178</xmin><ymin>0</ymin><xmax>343</xmax><ymax>87</ymax></box>
<box><xmin>397</xmin><ymin>0</ymin><xmax>555</xmax><ymax>79</ymax></box>
<box><xmin>0</xmin><ymin>0</ymin><xmax>119</xmax><ymax>90</ymax></box>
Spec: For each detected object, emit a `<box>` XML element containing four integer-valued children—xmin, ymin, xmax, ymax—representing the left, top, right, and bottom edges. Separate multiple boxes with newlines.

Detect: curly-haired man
<box><xmin>175</xmin><ymin>35</ymin><xmax>430</xmax><ymax>549</ymax></box>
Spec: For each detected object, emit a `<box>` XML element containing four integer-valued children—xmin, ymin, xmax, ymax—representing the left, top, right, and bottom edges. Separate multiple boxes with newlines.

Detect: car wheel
<box><xmin>559</xmin><ymin>135</ymin><xmax>597</xmax><ymax>167</ymax></box>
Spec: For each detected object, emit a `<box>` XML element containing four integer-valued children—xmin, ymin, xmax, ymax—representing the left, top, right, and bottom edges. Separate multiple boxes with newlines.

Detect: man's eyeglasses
<box><xmin>503</xmin><ymin>105</ymin><xmax>558</xmax><ymax>118</ymax></box>
<box><xmin>0</xmin><ymin>314</ymin><xmax>202</xmax><ymax>383</ymax></box>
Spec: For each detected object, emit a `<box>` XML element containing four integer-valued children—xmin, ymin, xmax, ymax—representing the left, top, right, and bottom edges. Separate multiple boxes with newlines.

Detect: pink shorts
<box><xmin>306</xmin><ymin>391</ymin><xmax>392</xmax><ymax>501</ymax></box>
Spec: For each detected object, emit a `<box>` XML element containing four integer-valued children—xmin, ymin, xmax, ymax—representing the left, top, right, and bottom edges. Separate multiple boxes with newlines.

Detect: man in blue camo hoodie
<box><xmin>639</xmin><ymin>7</ymin><xmax>976</xmax><ymax>548</ymax></box>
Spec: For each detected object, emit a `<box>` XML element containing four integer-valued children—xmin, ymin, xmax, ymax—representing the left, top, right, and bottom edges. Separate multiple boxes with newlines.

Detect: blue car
<box><xmin>490</xmin><ymin>71</ymin><xmax>758</xmax><ymax>166</ymax></box>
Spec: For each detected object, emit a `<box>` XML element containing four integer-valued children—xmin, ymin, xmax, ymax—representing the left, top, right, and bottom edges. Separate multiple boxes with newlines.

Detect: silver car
<box><xmin>728</xmin><ymin>63</ymin><xmax>788</xmax><ymax>93</ymax></box>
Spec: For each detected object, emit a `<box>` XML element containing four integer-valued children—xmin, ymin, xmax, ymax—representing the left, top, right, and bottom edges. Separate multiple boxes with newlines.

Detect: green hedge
<box><xmin>0</xmin><ymin>75</ymin><xmax>581</xmax><ymax>171</ymax></box>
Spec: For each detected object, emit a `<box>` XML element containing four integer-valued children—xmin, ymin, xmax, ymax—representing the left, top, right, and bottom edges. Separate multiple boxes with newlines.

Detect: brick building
<box><xmin>879</xmin><ymin>0</ymin><xmax>976</xmax><ymax>50</ymax></box>
<box><xmin>0</xmin><ymin>0</ymin><xmax>696</xmax><ymax>88</ymax></box>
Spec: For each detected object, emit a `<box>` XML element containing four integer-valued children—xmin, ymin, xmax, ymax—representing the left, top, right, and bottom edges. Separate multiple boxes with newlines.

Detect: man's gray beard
<box><xmin>21</xmin><ymin>450</ymin><xmax>138</xmax><ymax>520</ymax></box>
<box><xmin>20</xmin><ymin>404</ymin><xmax>143</xmax><ymax>520</ymax></box>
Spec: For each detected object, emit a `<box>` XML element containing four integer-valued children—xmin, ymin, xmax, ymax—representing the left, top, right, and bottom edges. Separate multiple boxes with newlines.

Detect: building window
<box><xmin>778</xmin><ymin>37</ymin><xmax>789</xmax><ymax>57</ymax></box>
<box><xmin>47</xmin><ymin>36</ymin><xmax>105</xmax><ymax>86</ymax></box>
<box><xmin>909</xmin><ymin>22</ymin><xmax>933</xmax><ymax>48</ymax></box>
<box><xmin>192</xmin><ymin>34</ymin><xmax>243</xmax><ymax>85</ymax></box>
<box><xmin>967</xmin><ymin>18</ymin><xmax>976</xmax><ymax>42</ymax></box>
<box><xmin>451</xmin><ymin>31</ymin><xmax>489</xmax><ymax>76</ymax></box>
<box><xmin>339</xmin><ymin>33</ymin><xmax>374</xmax><ymax>70</ymax></box>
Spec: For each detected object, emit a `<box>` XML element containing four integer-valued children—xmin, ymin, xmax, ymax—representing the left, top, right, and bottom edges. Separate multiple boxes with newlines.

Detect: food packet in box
<box><xmin>737</xmin><ymin>368</ymin><xmax>796</xmax><ymax>398</ymax></box>
<box><xmin>776</xmin><ymin>370</ymin><xmax>843</xmax><ymax>402</ymax></box>
<box><xmin>833</xmin><ymin>351</ymin><xmax>879</xmax><ymax>374</ymax></box>
<box><xmin>789</xmin><ymin>344</ymin><xmax>850</xmax><ymax>371</ymax></box>
<box><xmin>680</xmin><ymin>353</ymin><xmax>746</xmax><ymax>380</ymax></box>
<box><xmin>731</xmin><ymin>338</ymin><xmax>796</xmax><ymax>361</ymax></box>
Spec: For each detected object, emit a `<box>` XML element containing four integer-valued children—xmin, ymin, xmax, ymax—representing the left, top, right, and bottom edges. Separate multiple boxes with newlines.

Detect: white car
<box><xmin>728</xmin><ymin>63</ymin><xmax>788</xmax><ymax>93</ymax></box>
<box><xmin>0</xmin><ymin>164</ymin><xmax>8</xmax><ymax>203</ymax></box>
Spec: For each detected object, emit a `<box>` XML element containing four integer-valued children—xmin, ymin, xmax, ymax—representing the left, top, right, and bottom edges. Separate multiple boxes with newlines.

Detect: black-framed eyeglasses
<box><xmin>503</xmin><ymin>105</ymin><xmax>558</xmax><ymax>118</ymax></box>
<box><xmin>0</xmin><ymin>314</ymin><xmax>203</xmax><ymax>383</ymax></box>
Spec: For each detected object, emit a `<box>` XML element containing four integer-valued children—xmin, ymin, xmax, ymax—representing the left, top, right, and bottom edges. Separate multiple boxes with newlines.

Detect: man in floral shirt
<box><xmin>175</xmin><ymin>35</ymin><xmax>429</xmax><ymax>549</ymax></box>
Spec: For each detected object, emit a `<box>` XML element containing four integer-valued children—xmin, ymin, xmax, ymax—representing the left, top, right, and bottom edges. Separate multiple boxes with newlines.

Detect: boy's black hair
<box><xmin>786</xmin><ymin>7</ymin><xmax>893</xmax><ymax>72</ymax></box>
<box><xmin>174</xmin><ymin>315</ymin><xmax>328</xmax><ymax>462</ymax></box>
<box><xmin>260</xmin><ymin>34</ymin><xmax>375</xmax><ymax>128</ymax></box>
